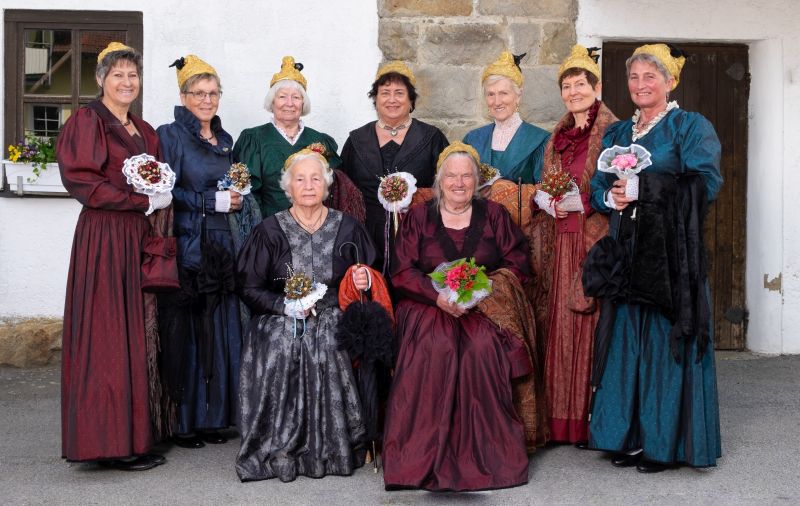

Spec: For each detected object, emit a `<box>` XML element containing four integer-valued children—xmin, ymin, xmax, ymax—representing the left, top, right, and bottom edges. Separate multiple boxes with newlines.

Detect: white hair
<box><xmin>279</xmin><ymin>152</ymin><xmax>334</xmax><ymax>202</ymax></box>
<box><xmin>625</xmin><ymin>53</ymin><xmax>672</xmax><ymax>83</ymax></box>
<box><xmin>264</xmin><ymin>79</ymin><xmax>311</xmax><ymax>116</ymax></box>
<box><xmin>482</xmin><ymin>74</ymin><xmax>523</xmax><ymax>97</ymax></box>
<box><xmin>433</xmin><ymin>152</ymin><xmax>480</xmax><ymax>207</ymax></box>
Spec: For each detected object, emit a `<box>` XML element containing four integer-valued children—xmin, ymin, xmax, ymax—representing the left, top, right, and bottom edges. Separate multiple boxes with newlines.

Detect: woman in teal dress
<box><xmin>463</xmin><ymin>50</ymin><xmax>549</xmax><ymax>184</ymax></box>
<box><xmin>586</xmin><ymin>44</ymin><xmax>723</xmax><ymax>473</ymax></box>
<box><xmin>234</xmin><ymin>56</ymin><xmax>363</xmax><ymax>220</ymax></box>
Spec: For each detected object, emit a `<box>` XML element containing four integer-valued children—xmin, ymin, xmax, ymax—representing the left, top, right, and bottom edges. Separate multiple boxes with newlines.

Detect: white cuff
<box><xmin>215</xmin><ymin>191</ymin><xmax>231</xmax><ymax>213</ymax></box>
<box><xmin>534</xmin><ymin>190</ymin><xmax>556</xmax><ymax>218</ymax></box>
<box><xmin>603</xmin><ymin>189</ymin><xmax>616</xmax><ymax>210</ymax></box>
<box><xmin>558</xmin><ymin>193</ymin><xmax>584</xmax><ymax>213</ymax></box>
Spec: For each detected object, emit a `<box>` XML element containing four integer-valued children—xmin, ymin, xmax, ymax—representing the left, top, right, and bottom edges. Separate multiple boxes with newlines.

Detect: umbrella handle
<box><xmin>338</xmin><ymin>241</ymin><xmax>361</xmax><ymax>265</ymax></box>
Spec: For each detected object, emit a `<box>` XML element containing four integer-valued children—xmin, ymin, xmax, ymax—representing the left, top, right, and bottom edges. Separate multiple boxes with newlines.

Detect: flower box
<box><xmin>2</xmin><ymin>161</ymin><xmax>68</xmax><ymax>195</ymax></box>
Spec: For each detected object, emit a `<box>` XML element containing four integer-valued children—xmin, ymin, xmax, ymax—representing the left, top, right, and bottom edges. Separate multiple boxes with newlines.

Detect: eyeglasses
<box><xmin>183</xmin><ymin>90</ymin><xmax>222</xmax><ymax>101</ymax></box>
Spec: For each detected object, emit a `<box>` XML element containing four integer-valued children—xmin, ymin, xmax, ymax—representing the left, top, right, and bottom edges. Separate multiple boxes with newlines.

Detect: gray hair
<box><xmin>95</xmin><ymin>48</ymin><xmax>143</xmax><ymax>98</ymax></box>
<box><xmin>279</xmin><ymin>152</ymin><xmax>334</xmax><ymax>202</ymax></box>
<box><xmin>180</xmin><ymin>73</ymin><xmax>222</xmax><ymax>94</ymax></box>
<box><xmin>482</xmin><ymin>74</ymin><xmax>523</xmax><ymax>98</ymax></box>
<box><xmin>625</xmin><ymin>53</ymin><xmax>673</xmax><ymax>83</ymax></box>
<box><xmin>264</xmin><ymin>79</ymin><xmax>311</xmax><ymax>116</ymax></box>
<box><xmin>433</xmin><ymin>152</ymin><xmax>481</xmax><ymax>207</ymax></box>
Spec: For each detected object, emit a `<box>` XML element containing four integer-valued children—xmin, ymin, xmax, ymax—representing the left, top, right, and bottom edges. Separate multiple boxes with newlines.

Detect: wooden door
<box><xmin>601</xmin><ymin>42</ymin><xmax>749</xmax><ymax>350</ymax></box>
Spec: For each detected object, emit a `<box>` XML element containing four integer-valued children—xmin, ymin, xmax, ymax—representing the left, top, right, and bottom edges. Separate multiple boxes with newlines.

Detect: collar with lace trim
<box><xmin>631</xmin><ymin>101</ymin><xmax>679</xmax><ymax>141</ymax></box>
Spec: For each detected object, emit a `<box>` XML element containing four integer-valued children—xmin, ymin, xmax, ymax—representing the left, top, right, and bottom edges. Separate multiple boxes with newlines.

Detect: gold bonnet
<box><xmin>482</xmin><ymin>50</ymin><xmax>524</xmax><ymax>88</ymax></box>
<box><xmin>632</xmin><ymin>43</ymin><xmax>686</xmax><ymax>90</ymax></box>
<box><xmin>271</xmin><ymin>56</ymin><xmax>307</xmax><ymax>90</ymax></box>
<box><xmin>558</xmin><ymin>44</ymin><xmax>601</xmax><ymax>80</ymax></box>
<box><xmin>97</xmin><ymin>42</ymin><xmax>135</xmax><ymax>63</ymax></box>
<box><xmin>436</xmin><ymin>141</ymin><xmax>481</xmax><ymax>173</ymax></box>
<box><xmin>375</xmin><ymin>61</ymin><xmax>417</xmax><ymax>87</ymax></box>
<box><xmin>170</xmin><ymin>55</ymin><xmax>218</xmax><ymax>89</ymax></box>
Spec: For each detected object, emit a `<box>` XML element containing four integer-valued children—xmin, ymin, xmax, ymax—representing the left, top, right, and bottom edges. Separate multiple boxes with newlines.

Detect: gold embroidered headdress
<box><xmin>271</xmin><ymin>56</ymin><xmax>307</xmax><ymax>90</ymax></box>
<box><xmin>169</xmin><ymin>55</ymin><xmax>218</xmax><ymax>88</ymax></box>
<box><xmin>482</xmin><ymin>50</ymin><xmax>524</xmax><ymax>88</ymax></box>
<box><xmin>375</xmin><ymin>61</ymin><xmax>417</xmax><ymax>87</ymax></box>
<box><xmin>436</xmin><ymin>141</ymin><xmax>481</xmax><ymax>172</ymax></box>
<box><xmin>632</xmin><ymin>43</ymin><xmax>686</xmax><ymax>90</ymax></box>
<box><xmin>97</xmin><ymin>42</ymin><xmax>135</xmax><ymax>63</ymax></box>
<box><xmin>558</xmin><ymin>44</ymin><xmax>601</xmax><ymax>80</ymax></box>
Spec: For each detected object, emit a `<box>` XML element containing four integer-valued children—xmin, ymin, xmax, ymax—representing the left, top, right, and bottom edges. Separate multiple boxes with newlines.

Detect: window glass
<box><xmin>80</xmin><ymin>30</ymin><xmax>127</xmax><ymax>96</ymax></box>
<box><xmin>24</xmin><ymin>30</ymin><xmax>71</xmax><ymax>95</ymax></box>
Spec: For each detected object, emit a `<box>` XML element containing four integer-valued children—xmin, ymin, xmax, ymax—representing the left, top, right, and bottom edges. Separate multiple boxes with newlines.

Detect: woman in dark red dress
<box><xmin>383</xmin><ymin>142</ymin><xmax>532</xmax><ymax>491</ymax></box>
<box><xmin>57</xmin><ymin>42</ymin><xmax>172</xmax><ymax>471</ymax></box>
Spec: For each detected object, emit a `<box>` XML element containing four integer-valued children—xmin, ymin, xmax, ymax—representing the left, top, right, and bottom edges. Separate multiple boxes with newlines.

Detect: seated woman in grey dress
<box><xmin>234</xmin><ymin>148</ymin><xmax>375</xmax><ymax>482</ymax></box>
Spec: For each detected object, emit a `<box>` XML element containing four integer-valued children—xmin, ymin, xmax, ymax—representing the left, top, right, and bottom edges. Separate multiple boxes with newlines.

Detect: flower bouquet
<box><xmin>283</xmin><ymin>266</ymin><xmax>327</xmax><ymax>320</ymax></box>
<box><xmin>478</xmin><ymin>163</ymin><xmax>500</xmax><ymax>190</ymax></box>
<box><xmin>121</xmin><ymin>153</ymin><xmax>175</xmax><ymax>195</ymax></box>
<box><xmin>536</xmin><ymin>166</ymin><xmax>581</xmax><ymax>213</ymax></box>
<box><xmin>429</xmin><ymin>257</ymin><xmax>492</xmax><ymax>310</ymax></box>
<box><xmin>217</xmin><ymin>162</ymin><xmax>252</xmax><ymax>195</ymax></box>
<box><xmin>377</xmin><ymin>171</ymin><xmax>417</xmax><ymax>234</ymax></box>
<box><xmin>597</xmin><ymin>144</ymin><xmax>652</xmax><ymax>199</ymax></box>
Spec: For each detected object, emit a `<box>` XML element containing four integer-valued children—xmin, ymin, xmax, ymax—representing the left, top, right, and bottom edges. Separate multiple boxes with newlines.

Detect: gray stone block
<box><xmin>539</xmin><ymin>21</ymin><xmax>576</xmax><ymax>64</ymax></box>
<box><xmin>478</xmin><ymin>0</ymin><xmax>576</xmax><ymax>19</ymax></box>
<box><xmin>379</xmin><ymin>20</ymin><xmax>420</xmax><ymax>61</ymax></box>
<box><xmin>420</xmin><ymin>23</ymin><xmax>506</xmax><ymax>65</ymax></box>
<box><xmin>379</xmin><ymin>0</ymin><xmax>472</xmax><ymax>17</ymax></box>
<box><xmin>0</xmin><ymin>318</ymin><xmax>62</xmax><ymax>367</ymax></box>
<box><xmin>521</xmin><ymin>65</ymin><xmax>564</xmax><ymax>126</ymax></box>
<box><xmin>414</xmin><ymin>65</ymin><xmax>483</xmax><ymax>120</ymax></box>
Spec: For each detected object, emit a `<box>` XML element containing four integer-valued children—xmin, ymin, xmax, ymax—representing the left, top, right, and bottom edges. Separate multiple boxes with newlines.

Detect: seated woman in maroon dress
<box><xmin>57</xmin><ymin>42</ymin><xmax>172</xmax><ymax>471</ymax></box>
<box><xmin>383</xmin><ymin>142</ymin><xmax>533</xmax><ymax>492</ymax></box>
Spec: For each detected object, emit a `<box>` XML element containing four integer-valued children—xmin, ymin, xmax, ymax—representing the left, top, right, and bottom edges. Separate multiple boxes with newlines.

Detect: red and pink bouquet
<box><xmin>429</xmin><ymin>257</ymin><xmax>492</xmax><ymax>310</ymax></box>
<box><xmin>597</xmin><ymin>144</ymin><xmax>652</xmax><ymax>198</ymax></box>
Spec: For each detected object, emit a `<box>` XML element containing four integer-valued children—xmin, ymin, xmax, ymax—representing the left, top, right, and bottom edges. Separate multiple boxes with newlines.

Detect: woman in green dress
<box><xmin>233</xmin><ymin>56</ymin><xmax>362</xmax><ymax>220</ymax></box>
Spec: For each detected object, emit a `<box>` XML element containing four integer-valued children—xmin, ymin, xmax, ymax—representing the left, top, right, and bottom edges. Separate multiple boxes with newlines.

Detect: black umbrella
<box><xmin>335</xmin><ymin>242</ymin><xmax>394</xmax><ymax>472</ymax></box>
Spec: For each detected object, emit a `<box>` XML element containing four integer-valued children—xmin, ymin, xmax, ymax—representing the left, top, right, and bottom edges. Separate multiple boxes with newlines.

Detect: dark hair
<box><xmin>368</xmin><ymin>72</ymin><xmax>417</xmax><ymax>113</ymax></box>
<box><xmin>558</xmin><ymin>67</ymin><xmax>600</xmax><ymax>88</ymax></box>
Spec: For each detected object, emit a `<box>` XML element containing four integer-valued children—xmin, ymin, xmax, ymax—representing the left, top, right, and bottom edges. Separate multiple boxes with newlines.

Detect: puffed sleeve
<box><xmin>158</xmin><ymin>123</ymin><xmax>217</xmax><ymax>214</ymax></box>
<box><xmin>391</xmin><ymin>207</ymin><xmax>441</xmax><ymax>305</ymax></box>
<box><xmin>590</xmin><ymin>121</ymin><xmax>627</xmax><ymax>213</ymax></box>
<box><xmin>235</xmin><ymin>219</ymin><xmax>287</xmax><ymax>316</ymax></box>
<box><xmin>56</xmin><ymin>108</ymin><xmax>149</xmax><ymax>211</ymax></box>
<box><xmin>233</xmin><ymin>128</ymin><xmax>264</xmax><ymax>213</ymax></box>
<box><xmin>489</xmin><ymin>202</ymin><xmax>531</xmax><ymax>283</ymax></box>
<box><xmin>319</xmin><ymin>132</ymin><xmax>342</xmax><ymax>169</ymax></box>
<box><xmin>677</xmin><ymin>112</ymin><xmax>723</xmax><ymax>201</ymax></box>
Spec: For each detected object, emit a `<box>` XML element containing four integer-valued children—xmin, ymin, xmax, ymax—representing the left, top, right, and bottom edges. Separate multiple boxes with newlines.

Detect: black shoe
<box><xmin>99</xmin><ymin>454</ymin><xmax>165</xmax><ymax>471</ymax></box>
<box><xmin>198</xmin><ymin>431</ymin><xmax>228</xmax><ymax>445</ymax></box>
<box><xmin>574</xmin><ymin>441</ymin><xmax>589</xmax><ymax>450</ymax></box>
<box><xmin>636</xmin><ymin>459</ymin><xmax>673</xmax><ymax>474</ymax></box>
<box><xmin>172</xmin><ymin>435</ymin><xmax>205</xmax><ymax>449</ymax></box>
<box><xmin>611</xmin><ymin>451</ymin><xmax>642</xmax><ymax>467</ymax></box>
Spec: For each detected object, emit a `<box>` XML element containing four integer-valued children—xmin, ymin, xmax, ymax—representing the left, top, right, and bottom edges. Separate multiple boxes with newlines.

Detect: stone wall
<box><xmin>0</xmin><ymin>318</ymin><xmax>62</xmax><ymax>367</ymax></box>
<box><xmin>378</xmin><ymin>0</ymin><xmax>577</xmax><ymax>141</ymax></box>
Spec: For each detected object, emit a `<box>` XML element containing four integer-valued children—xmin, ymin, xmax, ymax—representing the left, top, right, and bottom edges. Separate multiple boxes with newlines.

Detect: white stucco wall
<box><xmin>0</xmin><ymin>0</ymin><xmax>380</xmax><ymax>318</ymax></box>
<box><xmin>577</xmin><ymin>0</ymin><xmax>800</xmax><ymax>354</ymax></box>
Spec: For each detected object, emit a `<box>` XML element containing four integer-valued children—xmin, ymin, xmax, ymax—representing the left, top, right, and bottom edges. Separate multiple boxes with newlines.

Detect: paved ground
<box><xmin>1</xmin><ymin>352</ymin><xmax>798</xmax><ymax>505</ymax></box>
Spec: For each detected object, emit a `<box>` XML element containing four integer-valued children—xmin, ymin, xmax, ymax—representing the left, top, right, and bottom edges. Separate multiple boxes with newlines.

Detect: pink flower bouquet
<box><xmin>429</xmin><ymin>257</ymin><xmax>492</xmax><ymax>310</ymax></box>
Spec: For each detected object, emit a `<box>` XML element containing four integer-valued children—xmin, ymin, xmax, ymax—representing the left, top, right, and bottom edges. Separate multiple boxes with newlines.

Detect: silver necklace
<box><xmin>377</xmin><ymin>118</ymin><xmax>410</xmax><ymax>137</ymax></box>
<box><xmin>292</xmin><ymin>207</ymin><xmax>325</xmax><ymax>232</ymax></box>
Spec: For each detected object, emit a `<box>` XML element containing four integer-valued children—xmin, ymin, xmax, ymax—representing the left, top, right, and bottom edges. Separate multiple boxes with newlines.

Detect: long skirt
<box><xmin>236</xmin><ymin>307</ymin><xmax>365</xmax><ymax>482</ymax></box>
<box><xmin>588</xmin><ymin>303</ymin><xmax>722</xmax><ymax>467</ymax></box>
<box><xmin>383</xmin><ymin>300</ymin><xmax>529</xmax><ymax>492</ymax></box>
<box><xmin>61</xmin><ymin>208</ymin><xmax>153</xmax><ymax>461</ymax></box>
<box><xmin>544</xmin><ymin>231</ymin><xmax>598</xmax><ymax>443</ymax></box>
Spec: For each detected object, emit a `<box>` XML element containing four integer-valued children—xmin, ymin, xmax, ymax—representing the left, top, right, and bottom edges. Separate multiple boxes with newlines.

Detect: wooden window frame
<box><xmin>3</xmin><ymin>9</ymin><xmax>143</xmax><ymax>162</ymax></box>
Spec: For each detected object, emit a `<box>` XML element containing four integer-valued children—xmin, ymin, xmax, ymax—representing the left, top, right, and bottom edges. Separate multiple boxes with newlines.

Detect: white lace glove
<box><xmin>624</xmin><ymin>174</ymin><xmax>639</xmax><ymax>200</ymax></box>
<box><xmin>283</xmin><ymin>300</ymin><xmax>308</xmax><ymax>320</ymax></box>
<box><xmin>534</xmin><ymin>190</ymin><xmax>556</xmax><ymax>218</ymax></box>
<box><xmin>214</xmin><ymin>191</ymin><xmax>231</xmax><ymax>213</ymax></box>
<box><xmin>557</xmin><ymin>193</ymin><xmax>584</xmax><ymax>213</ymax></box>
<box><xmin>146</xmin><ymin>191</ymin><xmax>173</xmax><ymax>216</ymax></box>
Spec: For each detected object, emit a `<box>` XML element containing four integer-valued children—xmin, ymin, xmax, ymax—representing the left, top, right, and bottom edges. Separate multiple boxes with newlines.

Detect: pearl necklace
<box><xmin>377</xmin><ymin>118</ymin><xmax>410</xmax><ymax>137</ymax></box>
<box><xmin>442</xmin><ymin>202</ymin><xmax>472</xmax><ymax>215</ymax></box>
